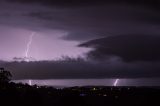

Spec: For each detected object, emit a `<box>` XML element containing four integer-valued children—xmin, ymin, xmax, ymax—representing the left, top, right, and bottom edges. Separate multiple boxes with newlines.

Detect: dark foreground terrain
<box><xmin>0</xmin><ymin>82</ymin><xmax>160</xmax><ymax>106</ymax></box>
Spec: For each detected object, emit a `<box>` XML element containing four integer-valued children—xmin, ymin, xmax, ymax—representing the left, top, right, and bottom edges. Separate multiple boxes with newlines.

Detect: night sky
<box><xmin>0</xmin><ymin>0</ymin><xmax>160</xmax><ymax>85</ymax></box>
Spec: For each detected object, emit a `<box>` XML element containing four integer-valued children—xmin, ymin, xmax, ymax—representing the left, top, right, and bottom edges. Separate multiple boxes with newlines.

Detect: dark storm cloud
<box><xmin>0</xmin><ymin>0</ymin><xmax>160</xmax><ymax>41</ymax></box>
<box><xmin>6</xmin><ymin>0</ymin><xmax>160</xmax><ymax>6</ymax></box>
<box><xmin>1</xmin><ymin>0</ymin><xmax>160</xmax><ymax>79</ymax></box>
<box><xmin>79</xmin><ymin>35</ymin><xmax>160</xmax><ymax>62</ymax></box>
<box><xmin>1</xmin><ymin>60</ymin><xmax>160</xmax><ymax>79</ymax></box>
<box><xmin>28</xmin><ymin>4</ymin><xmax>160</xmax><ymax>41</ymax></box>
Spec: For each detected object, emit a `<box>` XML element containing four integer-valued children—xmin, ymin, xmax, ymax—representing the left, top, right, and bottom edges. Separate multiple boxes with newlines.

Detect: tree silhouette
<box><xmin>0</xmin><ymin>68</ymin><xmax>12</xmax><ymax>84</ymax></box>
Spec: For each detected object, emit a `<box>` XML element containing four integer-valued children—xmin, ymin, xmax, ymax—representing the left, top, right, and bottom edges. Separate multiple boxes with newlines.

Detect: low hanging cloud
<box><xmin>1</xmin><ymin>59</ymin><xmax>160</xmax><ymax>80</ymax></box>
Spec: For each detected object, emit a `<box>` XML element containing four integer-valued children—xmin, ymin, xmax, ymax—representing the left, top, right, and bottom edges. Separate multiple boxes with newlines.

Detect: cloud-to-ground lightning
<box><xmin>113</xmin><ymin>79</ymin><xmax>119</xmax><ymax>86</ymax></box>
<box><xmin>25</xmin><ymin>32</ymin><xmax>36</xmax><ymax>61</ymax></box>
<box><xmin>29</xmin><ymin>80</ymin><xmax>32</xmax><ymax>86</ymax></box>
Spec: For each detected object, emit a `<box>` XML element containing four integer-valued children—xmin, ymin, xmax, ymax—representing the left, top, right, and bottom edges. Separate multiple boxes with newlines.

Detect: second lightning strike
<box><xmin>114</xmin><ymin>79</ymin><xmax>119</xmax><ymax>86</ymax></box>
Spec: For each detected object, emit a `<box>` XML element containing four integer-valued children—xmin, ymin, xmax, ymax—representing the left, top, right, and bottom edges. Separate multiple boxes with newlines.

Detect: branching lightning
<box><xmin>113</xmin><ymin>79</ymin><xmax>119</xmax><ymax>86</ymax></box>
<box><xmin>25</xmin><ymin>32</ymin><xmax>35</xmax><ymax>61</ymax></box>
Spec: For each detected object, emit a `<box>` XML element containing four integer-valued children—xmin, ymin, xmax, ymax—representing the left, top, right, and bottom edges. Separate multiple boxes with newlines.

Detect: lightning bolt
<box><xmin>113</xmin><ymin>79</ymin><xmax>119</xmax><ymax>86</ymax></box>
<box><xmin>25</xmin><ymin>32</ymin><xmax>35</xmax><ymax>60</ymax></box>
<box><xmin>29</xmin><ymin>80</ymin><xmax>32</xmax><ymax>86</ymax></box>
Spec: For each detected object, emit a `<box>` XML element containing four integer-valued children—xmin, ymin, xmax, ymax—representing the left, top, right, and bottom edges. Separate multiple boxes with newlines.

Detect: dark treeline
<box><xmin>1</xmin><ymin>82</ymin><xmax>160</xmax><ymax>106</ymax></box>
<box><xmin>0</xmin><ymin>68</ymin><xmax>160</xmax><ymax>106</ymax></box>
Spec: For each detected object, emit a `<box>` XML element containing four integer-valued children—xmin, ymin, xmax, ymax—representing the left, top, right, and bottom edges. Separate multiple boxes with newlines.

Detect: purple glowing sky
<box><xmin>0</xmin><ymin>26</ymin><xmax>91</xmax><ymax>61</ymax></box>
